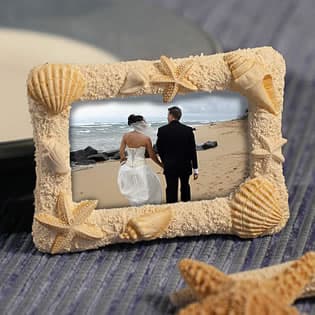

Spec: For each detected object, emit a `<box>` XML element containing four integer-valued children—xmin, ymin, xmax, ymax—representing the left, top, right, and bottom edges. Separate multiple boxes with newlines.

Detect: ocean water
<box><xmin>69</xmin><ymin>91</ymin><xmax>248</xmax><ymax>152</ymax></box>
<box><xmin>70</xmin><ymin>121</ymin><xmax>207</xmax><ymax>152</ymax></box>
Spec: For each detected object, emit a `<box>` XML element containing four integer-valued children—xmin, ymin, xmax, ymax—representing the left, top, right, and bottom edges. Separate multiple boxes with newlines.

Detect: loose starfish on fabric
<box><xmin>251</xmin><ymin>135</ymin><xmax>287</xmax><ymax>173</ymax></box>
<box><xmin>34</xmin><ymin>192</ymin><xmax>104</xmax><ymax>254</ymax></box>
<box><xmin>150</xmin><ymin>55</ymin><xmax>198</xmax><ymax>102</ymax></box>
<box><xmin>177</xmin><ymin>251</ymin><xmax>315</xmax><ymax>315</ymax></box>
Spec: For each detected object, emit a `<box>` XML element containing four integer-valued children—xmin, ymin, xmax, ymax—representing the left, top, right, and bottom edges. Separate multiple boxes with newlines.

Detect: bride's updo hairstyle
<box><xmin>128</xmin><ymin>114</ymin><xmax>145</xmax><ymax>126</ymax></box>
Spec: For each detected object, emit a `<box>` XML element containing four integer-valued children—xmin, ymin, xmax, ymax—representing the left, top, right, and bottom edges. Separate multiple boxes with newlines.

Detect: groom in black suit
<box><xmin>156</xmin><ymin>106</ymin><xmax>198</xmax><ymax>203</ymax></box>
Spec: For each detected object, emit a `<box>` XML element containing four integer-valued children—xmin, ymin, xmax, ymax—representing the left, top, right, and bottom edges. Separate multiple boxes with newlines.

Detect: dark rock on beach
<box><xmin>84</xmin><ymin>146</ymin><xmax>98</xmax><ymax>156</ymax></box>
<box><xmin>70</xmin><ymin>140</ymin><xmax>218</xmax><ymax>166</ymax></box>
<box><xmin>70</xmin><ymin>146</ymin><xmax>99</xmax><ymax>165</ymax></box>
<box><xmin>111</xmin><ymin>152</ymin><xmax>121</xmax><ymax>160</ymax></box>
<box><xmin>87</xmin><ymin>153</ymin><xmax>109</xmax><ymax>162</ymax></box>
<box><xmin>70</xmin><ymin>147</ymin><xmax>121</xmax><ymax>165</ymax></box>
<box><xmin>70</xmin><ymin>146</ymin><xmax>98</xmax><ymax>162</ymax></box>
<box><xmin>105</xmin><ymin>149</ymin><xmax>120</xmax><ymax>157</ymax></box>
<box><xmin>70</xmin><ymin>149</ymin><xmax>87</xmax><ymax>162</ymax></box>
<box><xmin>200</xmin><ymin>141</ymin><xmax>218</xmax><ymax>150</ymax></box>
<box><xmin>71</xmin><ymin>159</ymin><xmax>96</xmax><ymax>167</ymax></box>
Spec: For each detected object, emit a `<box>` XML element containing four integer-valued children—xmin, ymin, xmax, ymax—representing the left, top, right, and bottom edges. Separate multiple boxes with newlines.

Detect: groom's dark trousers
<box><xmin>156</xmin><ymin>120</ymin><xmax>198</xmax><ymax>203</ymax></box>
<box><xmin>165</xmin><ymin>173</ymin><xmax>191</xmax><ymax>203</ymax></box>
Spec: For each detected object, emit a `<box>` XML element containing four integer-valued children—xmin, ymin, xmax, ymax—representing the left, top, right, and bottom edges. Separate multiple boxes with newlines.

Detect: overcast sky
<box><xmin>70</xmin><ymin>91</ymin><xmax>248</xmax><ymax>125</ymax></box>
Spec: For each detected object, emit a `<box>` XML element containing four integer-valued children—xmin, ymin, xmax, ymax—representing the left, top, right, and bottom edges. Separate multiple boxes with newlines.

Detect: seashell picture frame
<box><xmin>27</xmin><ymin>46</ymin><xmax>289</xmax><ymax>254</ymax></box>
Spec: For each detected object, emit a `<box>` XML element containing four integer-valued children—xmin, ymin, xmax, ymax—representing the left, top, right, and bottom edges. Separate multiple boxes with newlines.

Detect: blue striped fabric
<box><xmin>1</xmin><ymin>0</ymin><xmax>315</xmax><ymax>314</ymax></box>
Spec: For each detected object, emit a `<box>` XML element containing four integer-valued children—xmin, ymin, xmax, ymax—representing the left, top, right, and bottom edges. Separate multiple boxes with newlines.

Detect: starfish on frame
<box><xmin>34</xmin><ymin>192</ymin><xmax>104</xmax><ymax>254</ymax></box>
<box><xmin>150</xmin><ymin>55</ymin><xmax>198</xmax><ymax>102</ymax></box>
<box><xmin>177</xmin><ymin>251</ymin><xmax>315</xmax><ymax>315</ymax></box>
<box><xmin>251</xmin><ymin>135</ymin><xmax>287</xmax><ymax>173</ymax></box>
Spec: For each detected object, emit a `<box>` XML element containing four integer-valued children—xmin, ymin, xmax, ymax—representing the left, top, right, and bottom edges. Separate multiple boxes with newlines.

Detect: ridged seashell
<box><xmin>230</xmin><ymin>176</ymin><xmax>283</xmax><ymax>238</ymax></box>
<box><xmin>27</xmin><ymin>64</ymin><xmax>86</xmax><ymax>114</ymax></box>
<box><xmin>224</xmin><ymin>53</ymin><xmax>280</xmax><ymax>115</ymax></box>
<box><xmin>178</xmin><ymin>258</ymin><xmax>230</xmax><ymax>299</ymax></box>
<box><xmin>262</xmin><ymin>74</ymin><xmax>280</xmax><ymax>114</ymax></box>
<box><xmin>41</xmin><ymin>136</ymin><xmax>70</xmax><ymax>175</ymax></box>
<box><xmin>119</xmin><ymin>207</ymin><xmax>172</xmax><ymax>241</ymax></box>
<box><xmin>119</xmin><ymin>69</ymin><xmax>149</xmax><ymax>94</ymax></box>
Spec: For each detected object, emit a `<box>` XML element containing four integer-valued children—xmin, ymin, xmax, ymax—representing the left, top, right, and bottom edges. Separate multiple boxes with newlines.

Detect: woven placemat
<box><xmin>0</xmin><ymin>0</ymin><xmax>315</xmax><ymax>314</ymax></box>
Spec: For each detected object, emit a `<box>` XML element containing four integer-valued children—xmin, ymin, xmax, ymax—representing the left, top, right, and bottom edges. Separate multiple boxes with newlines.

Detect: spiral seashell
<box><xmin>119</xmin><ymin>207</ymin><xmax>172</xmax><ymax>241</ymax></box>
<box><xmin>27</xmin><ymin>64</ymin><xmax>86</xmax><ymax>114</ymax></box>
<box><xmin>263</xmin><ymin>74</ymin><xmax>280</xmax><ymax>114</ymax></box>
<box><xmin>230</xmin><ymin>176</ymin><xmax>283</xmax><ymax>238</ymax></box>
<box><xmin>224</xmin><ymin>53</ymin><xmax>280</xmax><ymax>115</ymax></box>
<box><xmin>41</xmin><ymin>136</ymin><xmax>70</xmax><ymax>175</ymax></box>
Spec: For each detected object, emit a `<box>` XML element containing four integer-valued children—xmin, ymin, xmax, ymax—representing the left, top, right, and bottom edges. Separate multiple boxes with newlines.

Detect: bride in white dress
<box><xmin>117</xmin><ymin>114</ymin><xmax>164</xmax><ymax>206</ymax></box>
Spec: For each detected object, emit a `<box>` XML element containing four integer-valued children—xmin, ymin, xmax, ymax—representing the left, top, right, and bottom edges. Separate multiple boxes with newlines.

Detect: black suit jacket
<box><xmin>156</xmin><ymin>120</ymin><xmax>198</xmax><ymax>175</ymax></box>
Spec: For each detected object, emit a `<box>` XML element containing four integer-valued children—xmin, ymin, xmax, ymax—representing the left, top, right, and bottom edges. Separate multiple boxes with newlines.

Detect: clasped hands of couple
<box><xmin>120</xmin><ymin>156</ymin><xmax>198</xmax><ymax>180</ymax></box>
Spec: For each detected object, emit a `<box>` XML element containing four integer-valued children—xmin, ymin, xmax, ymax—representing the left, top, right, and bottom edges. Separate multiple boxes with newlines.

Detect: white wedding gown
<box><xmin>117</xmin><ymin>145</ymin><xmax>162</xmax><ymax>206</ymax></box>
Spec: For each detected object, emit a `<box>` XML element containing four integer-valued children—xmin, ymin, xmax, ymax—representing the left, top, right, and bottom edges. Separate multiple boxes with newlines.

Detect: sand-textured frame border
<box><xmin>27</xmin><ymin>46</ymin><xmax>289</xmax><ymax>254</ymax></box>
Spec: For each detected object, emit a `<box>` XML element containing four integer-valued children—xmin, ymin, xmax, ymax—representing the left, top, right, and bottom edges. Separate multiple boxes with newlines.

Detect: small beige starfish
<box><xmin>150</xmin><ymin>55</ymin><xmax>198</xmax><ymax>102</ymax></box>
<box><xmin>251</xmin><ymin>135</ymin><xmax>287</xmax><ymax>172</ymax></box>
<box><xmin>34</xmin><ymin>192</ymin><xmax>104</xmax><ymax>254</ymax></box>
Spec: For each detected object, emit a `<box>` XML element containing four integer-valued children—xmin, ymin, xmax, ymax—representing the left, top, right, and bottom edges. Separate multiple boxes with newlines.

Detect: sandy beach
<box><xmin>71</xmin><ymin>118</ymin><xmax>249</xmax><ymax>209</ymax></box>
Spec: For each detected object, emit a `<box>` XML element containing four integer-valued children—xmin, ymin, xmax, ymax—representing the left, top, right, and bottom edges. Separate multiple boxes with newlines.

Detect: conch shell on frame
<box><xmin>224</xmin><ymin>52</ymin><xmax>280</xmax><ymax>115</ymax></box>
<box><xmin>27</xmin><ymin>64</ymin><xmax>86</xmax><ymax>114</ymax></box>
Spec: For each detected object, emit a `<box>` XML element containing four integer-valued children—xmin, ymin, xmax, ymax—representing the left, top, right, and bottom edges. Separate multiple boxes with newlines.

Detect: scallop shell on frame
<box><xmin>27</xmin><ymin>64</ymin><xmax>86</xmax><ymax>114</ymax></box>
<box><xmin>120</xmin><ymin>207</ymin><xmax>172</xmax><ymax>241</ymax></box>
<box><xmin>224</xmin><ymin>53</ymin><xmax>280</xmax><ymax>115</ymax></box>
<box><xmin>230</xmin><ymin>176</ymin><xmax>283</xmax><ymax>238</ymax></box>
<box><xmin>41</xmin><ymin>136</ymin><xmax>70</xmax><ymax>175</ymax></box>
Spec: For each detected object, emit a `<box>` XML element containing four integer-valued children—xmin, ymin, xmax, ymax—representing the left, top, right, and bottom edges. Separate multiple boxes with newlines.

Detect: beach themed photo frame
<box><xmin>27</xmin><ymin>46</ymin><xmax>289</xmax><ymax>254</ymax></box>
